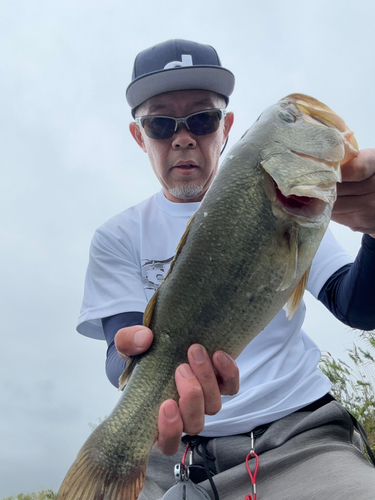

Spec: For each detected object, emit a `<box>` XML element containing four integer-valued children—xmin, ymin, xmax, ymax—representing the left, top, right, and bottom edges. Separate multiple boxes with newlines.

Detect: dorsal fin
<box><xmin>173</xmin><ymin>214</ymin><xmax>195</xmax><ymax>260</ymax></box>
<box><xmin>285</xmin><ymin>266</ymin><xmax>310</xmax><ymax>319</ymax></box>
<box><xmin>118</xmin><ymin>356</ymin><xmax>139</xmax><ymax>391</ymax></box>
<box><xmin>143</xmin><ymin>289</ymin><xmax>158</xmax><ymax>328</ymax></box>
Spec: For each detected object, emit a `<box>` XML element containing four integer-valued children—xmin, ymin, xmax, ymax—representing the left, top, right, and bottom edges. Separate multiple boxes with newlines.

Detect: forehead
<box><xmin>140</xmin><ymin>90</ymin><xmax>223</xmax><ymax>116</ymax></box>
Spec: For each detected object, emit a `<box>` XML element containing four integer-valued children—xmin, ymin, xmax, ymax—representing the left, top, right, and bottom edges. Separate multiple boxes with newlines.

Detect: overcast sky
<box><xmin>1</xmin><ymin>0</ymin><xmax>374</xmax><ymax>496</ymax></box>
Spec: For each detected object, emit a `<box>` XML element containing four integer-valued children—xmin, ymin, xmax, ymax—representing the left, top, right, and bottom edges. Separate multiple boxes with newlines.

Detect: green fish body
<box><xmin>57</xmin><ymin>94</ymin><xmax>358</xmax><ymax>500</ymax></box>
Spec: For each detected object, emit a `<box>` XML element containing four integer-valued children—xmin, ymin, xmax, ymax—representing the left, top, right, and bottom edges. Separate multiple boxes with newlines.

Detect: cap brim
<box><xmin>126</xmin><ymin>66</ymin><xmax>235</xmax><ymax>110</ymax></box>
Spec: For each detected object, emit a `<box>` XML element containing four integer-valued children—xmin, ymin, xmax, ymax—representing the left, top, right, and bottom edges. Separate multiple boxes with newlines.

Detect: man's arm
<box><xmin>318</xmin><ymin>234</ymin><xmax>375</xmax><ymax>330</ymax></box>
<box><xmin>102</xmin><ymin>312</ymin><xmax>144</xmax><ymax>387</ymax></box>
<box><xmin>318</xmin><ymin>149</ymin><xmax>375</xmax><ymax>329</ymax></box>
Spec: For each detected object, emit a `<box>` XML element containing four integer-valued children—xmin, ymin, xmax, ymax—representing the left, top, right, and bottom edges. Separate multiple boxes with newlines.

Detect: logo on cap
<box><xmin>164</xmin><ymin>54</ymin><xmax>193</xmax><ymax>69</ymax></box>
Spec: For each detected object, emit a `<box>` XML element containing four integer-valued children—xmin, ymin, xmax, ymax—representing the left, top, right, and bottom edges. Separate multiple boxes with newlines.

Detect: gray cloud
<box><xmin>1</xmin><ymin>0</ymin><xmax>373</xmax><ymax>495</ymax></box>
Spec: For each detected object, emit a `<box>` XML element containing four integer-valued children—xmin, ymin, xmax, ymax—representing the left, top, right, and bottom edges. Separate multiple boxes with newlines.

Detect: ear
<box><xmin>129</xmin><ymin>122</ymin><xmax>147</xmax><ymax>152</ymax></box>
<box><xmin>223</xmin><ymin>112</ymin><xmax>234</xmax><ymax>142</ymax></box>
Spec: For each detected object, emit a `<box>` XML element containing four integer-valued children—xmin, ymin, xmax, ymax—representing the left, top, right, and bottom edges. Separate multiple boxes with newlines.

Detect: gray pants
<box><xmin>139</xmin><ymin>401</ymin><xmax>375</xmax><ymax>499</ymax></box>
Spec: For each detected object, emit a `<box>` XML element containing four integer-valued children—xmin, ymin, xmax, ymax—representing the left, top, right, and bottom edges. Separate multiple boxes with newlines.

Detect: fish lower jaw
<box><xmin>266</xmin><ymin>173</ymin><xmax>335</xmax><ymax>220</ymax></box>
<box><xmin>272</xmin><ymin>190</ymin><xmax>330</xmax><ymax>223</ymax></box>
<box><xmin>264</xmin><ymin>173</ymin><xmax>335</xmax><ymax>221</ymax></box>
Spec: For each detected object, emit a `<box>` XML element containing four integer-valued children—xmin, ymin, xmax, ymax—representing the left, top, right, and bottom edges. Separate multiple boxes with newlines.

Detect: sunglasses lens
<box><xmin>187</xmin><ymin>111</ymin><xmax>222</xmax><ymax>136</ymax></box>
<box><xmin>142</xmin><ymin>117</ymin><xmax>175</xmax><ymax>139</ymax></box>
<box><xmin>141</xmin><ymin>110</ymin><xmax>223</xmax><ymax>140</ymax></box>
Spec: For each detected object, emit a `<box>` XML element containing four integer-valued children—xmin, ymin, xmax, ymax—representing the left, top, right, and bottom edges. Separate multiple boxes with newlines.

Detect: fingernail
<box><xmin>191</xmin><ymin>345</ymin><xmax>206</xmax><ymax>363</ymax></box>
<box><xmin>217</xmin><ymin>352</ymin><xmax>229</xmax><ymax>366</ymax></box>
<box><xmin>163</xmin><ymin>402</ymin><xmax>178</xmax><ymax>421</ymax></box>
<box><xmin>178</xmin><ymin>364</ymin><xmax>194</xmax><ymax>378</ymax></box>
<box><xmin>134</xmin><ymin>329</ymin><xmax>148</xmax><ymax>348</ymax></box>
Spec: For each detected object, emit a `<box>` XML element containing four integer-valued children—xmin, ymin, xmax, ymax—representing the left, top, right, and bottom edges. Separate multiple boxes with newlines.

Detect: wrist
<box><xmin>363</xmin><ymin>234</ymin><xmax>375</xmax><ymax>249</ymax></box>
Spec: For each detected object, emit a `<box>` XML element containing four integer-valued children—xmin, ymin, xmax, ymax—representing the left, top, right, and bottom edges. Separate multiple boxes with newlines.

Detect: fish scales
<box><xmin>56</xmin><ymin>94</ymin><xmax>358</xmax><ymax>500</ymax></box>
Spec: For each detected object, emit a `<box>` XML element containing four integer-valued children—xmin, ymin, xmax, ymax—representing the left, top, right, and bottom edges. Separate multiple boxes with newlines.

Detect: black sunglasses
<box><xmin>135</xmin><ymin>108</ymin><xmax>226</xmax><ymax>140</ymax></box>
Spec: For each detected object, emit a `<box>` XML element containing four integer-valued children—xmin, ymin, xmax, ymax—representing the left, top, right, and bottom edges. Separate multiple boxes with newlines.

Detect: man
<box><xmin>77</xmin><ymin>40</ymin><xmax>375</xmax><ymax>499</ymax></box>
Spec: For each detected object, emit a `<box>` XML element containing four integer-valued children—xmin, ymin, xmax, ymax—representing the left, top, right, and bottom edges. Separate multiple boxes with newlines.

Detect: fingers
<box><xmin>187</xmin><ymin>345</ymin><xmax>222</xmax><ymax>415</ymax></box>
<box><xmin>173</xmin><ymin>345</ymin><xmax>239</xmax><ymax>436</ymax></box>
<box><xmin>156</xmin><ymin>345</ymin><xmax>239</xmax><ymax>453</ymax></box>
<box><xmin>114</xmin><ymin>325</ymin><xmax>153</xmax><ymax>360</ymax></box>
<box><xmin>155</xmin><ymin>348</ymin><xmax>214</xmax><ymax>455</ymax></box>
<box><xmin>331</xmin><ymin>207</ymin><xmax>375</xmax><ymax>235</ymax></box>
<box><xmin>132</xmin><ymin>340</ymin><xmax>239</xmax><ymax>455</ymax></box>
<box><xmin>332</xmin><ymin>148</ymin><xmax>375</xmax><ymax>236</ymax></box>
<box><xmin>175</xmin><ymin>363</ymin><xmax>206</xmax><ymax>436</ymax></box>
<box><xmin>340</xmin><ymin>148</ymin><xmax>375</xmax><ymax>183</ymax></box>
<box><xmin>212</xmin><ymin>350</ymin><xmax>240</xmax><ymax>396</ymax></box>
<box><xmin>155</xmin><ymin>400</ymin><xmax>184</xmax><ymax>456</ymax></box>
<box><xmin>332</xmin><ymin>178</ymin><xmax>375</xmax><ymax>235</ymax></box>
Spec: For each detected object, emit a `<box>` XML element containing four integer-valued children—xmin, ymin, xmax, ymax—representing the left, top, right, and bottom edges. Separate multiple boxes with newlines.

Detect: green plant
<box><xmin>1</xmin><ymin>489</ymin><xmax>56</xmax><ymax>500</ymax></box>
<box><xmin>320</xmin><ymin>337</ymin><xmax>375</xmax><ymax>450</ymax></box>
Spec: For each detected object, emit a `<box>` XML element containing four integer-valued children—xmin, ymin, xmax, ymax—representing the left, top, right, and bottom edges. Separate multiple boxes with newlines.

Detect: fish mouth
<box><xmin>264</xmin><ymin>174</ymin><xmax>330</xmax><ymax>220</ymax></box>
<box><xmin>274</xmin><ymin>182</ymin><xmax>329</xmax><ymax>219</ymax></box>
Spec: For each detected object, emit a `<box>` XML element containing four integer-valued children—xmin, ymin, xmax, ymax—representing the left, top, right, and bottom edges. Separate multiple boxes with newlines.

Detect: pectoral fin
<box><xmin>285</xmin><ymin>266</ymin><xmax>311</xmax><ymax>319</ymax></box>
<box><xmin>277</xmin><ymin>225</ymin><xmax>299</xmax><ymax>292</ymax></box>
<box><xmin>277</xmin><ymin>224</ymin><xmax>310</xmax><ymax>319</ymax></box>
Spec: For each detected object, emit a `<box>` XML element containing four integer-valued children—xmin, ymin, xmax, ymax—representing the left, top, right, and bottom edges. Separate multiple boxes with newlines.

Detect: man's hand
<box><xmin>332</xmin><ymin>148</ymin><xmax>375</xmax><ymax>238</ymax></box>
<box><xmin>115</xmin><ymin>325</ymin><xmax>239</xmax><ymax>456</ymax></box>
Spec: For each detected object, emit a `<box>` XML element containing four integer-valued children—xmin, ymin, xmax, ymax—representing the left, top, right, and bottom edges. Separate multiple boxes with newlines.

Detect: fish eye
<box><xmin>278</xmin><ymin>110</ymin><xmax>296</xmax><ymax>123</ymax></box>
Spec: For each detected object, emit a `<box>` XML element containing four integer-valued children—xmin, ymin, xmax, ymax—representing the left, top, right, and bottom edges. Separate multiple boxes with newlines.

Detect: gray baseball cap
<box><xmin>126</xmin><ymin>39</ymin><xmax>235</xmax><ymax>115</ymax></box>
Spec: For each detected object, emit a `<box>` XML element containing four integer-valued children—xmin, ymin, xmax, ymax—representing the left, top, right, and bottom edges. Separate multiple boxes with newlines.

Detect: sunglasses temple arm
<box><xmin>220</xmin><ymin>137</ymin><xmax>229</xmax><ymax>156</ymax></box>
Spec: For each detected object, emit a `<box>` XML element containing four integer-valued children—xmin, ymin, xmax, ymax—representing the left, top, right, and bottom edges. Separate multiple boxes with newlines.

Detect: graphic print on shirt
<box><xmin>141</xmin><ymin>257</ymin><xmax>174</xmax><ymax>291</ymax></box>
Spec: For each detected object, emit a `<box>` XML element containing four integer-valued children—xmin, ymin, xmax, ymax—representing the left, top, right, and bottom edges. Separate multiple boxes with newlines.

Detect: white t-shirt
<box><xmin>77</xmin><ymin>190</ymin><xmax>354</xmax><ymax>436</ymax></box>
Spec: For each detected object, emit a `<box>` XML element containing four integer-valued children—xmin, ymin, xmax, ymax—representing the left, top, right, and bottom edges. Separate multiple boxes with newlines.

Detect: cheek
<box><xmin>144</xmin><ymin>141</ymin><xmax>166</xmax><ymax>169</ymax></box>
<box><xmin>206</xmin><ymin>136</ymin><xmax>223</xmax><ymax>162</ymax></box>
<box><xmin>210</xmin><ymin>127</ymin><xmax>226</xmax><ymax>150</ymax></box>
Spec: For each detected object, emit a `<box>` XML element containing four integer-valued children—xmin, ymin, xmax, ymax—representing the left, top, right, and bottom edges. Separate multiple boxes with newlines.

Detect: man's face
<box><xmin>130</xmin><ymin>90</ymin><xmax>234</xmax><ymax>203</ymax></box>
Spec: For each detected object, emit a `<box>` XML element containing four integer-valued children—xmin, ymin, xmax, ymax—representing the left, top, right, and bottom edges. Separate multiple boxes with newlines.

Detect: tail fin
<box><xmin>56</xmin><ymin>448</ymin><xmax>146</xmax><ymax>500</ymax></box>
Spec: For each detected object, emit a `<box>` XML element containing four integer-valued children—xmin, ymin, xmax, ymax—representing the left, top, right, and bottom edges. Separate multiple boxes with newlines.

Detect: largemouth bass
<box><xmin>57</xmin><ymin>94</ymin><xmax>358</xmax><ymax>500</ymax></box>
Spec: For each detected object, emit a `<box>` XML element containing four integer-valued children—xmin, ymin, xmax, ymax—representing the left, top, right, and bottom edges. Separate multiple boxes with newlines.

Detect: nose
<box><xmin>171</xmin><ymin>124</ymin><xmax>197</xmax><ymax>149</ymax></box>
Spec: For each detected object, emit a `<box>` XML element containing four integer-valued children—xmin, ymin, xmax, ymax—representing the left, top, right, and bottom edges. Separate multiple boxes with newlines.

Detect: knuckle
<box><xmin>221</xmin><ymin>374</ymin><xmax>240</xmax><ymax>396</ymax></box>
<box><xmin>185</xmin><ymin>382</ymin><xmax>203</xmax><ymax>400</ymax></box>
<box><xmin>185</xmin><ymin>420</ymin><xmax>204</xmax><ymax>436</ymax></box>
<box><xmin>222</xmin><ymin>364</ymin><xmax>239</xmax><ymax>383</ymax></box>
<box><xmin>225</xmin><ymin>386</ymin><xmax>239</xmax><ymax>397</ymax></box>
<box><xmin>197</xmin><ymin>367</ymin><xmax>215</xmax><ymax>385</ymax></box>
<box><xmin>205</xmin><ymin>400</ymin><xmax>222</xmax><ymax>416</ymax></box>
<box><xmin>155</xmin><ymin>438</ymin><xmax>180</xmax><ymax>457</ymax></box>
<box><xmin>177</xmin><ymin>371</ymin><xmax>203</xmax><ymax>400</ymax></box>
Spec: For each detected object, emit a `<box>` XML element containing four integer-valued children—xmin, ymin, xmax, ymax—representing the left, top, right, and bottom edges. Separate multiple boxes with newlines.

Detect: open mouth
<box><xmin>274</xmin><ymin>183</ymin><xmax>328</xmax><ymax>219</ymax></box>
<box><xmin>276</xmin><ymin>186</ymin><xmax>312</xmax><ymax>210</ymax></box>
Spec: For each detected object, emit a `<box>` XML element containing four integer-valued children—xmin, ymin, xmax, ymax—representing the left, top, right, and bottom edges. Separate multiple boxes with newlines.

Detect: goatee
<box><xmin>168</xmin><ymin>184</ymin><xmax>204</xmax><ymax>200</ymax></box>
